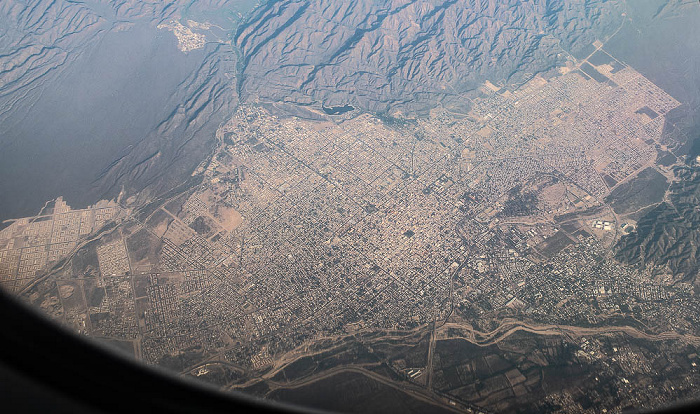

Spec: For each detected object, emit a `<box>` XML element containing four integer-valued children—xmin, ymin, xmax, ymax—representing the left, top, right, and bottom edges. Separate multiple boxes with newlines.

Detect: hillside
<box><xmin>235</xmin><ymin>0</ymin><xmax>625</xmax><ymax>114</ymax></box>
<box><xmin>615</xmin><ymin>165</ymin><xmax>700</xmax><ymax>283</ymax></box>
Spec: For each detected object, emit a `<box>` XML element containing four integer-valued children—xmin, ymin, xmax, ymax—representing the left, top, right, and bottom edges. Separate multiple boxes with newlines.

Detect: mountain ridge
<box><xmin>235</xmin><ymin>0</ymin><xmax>625</xmax><ymax>115</ymax></box>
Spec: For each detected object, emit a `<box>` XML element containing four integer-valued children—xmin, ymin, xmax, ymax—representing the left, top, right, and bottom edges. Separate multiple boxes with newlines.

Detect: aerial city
<box><xmin>1</xmin><ymin>0</ymin><xmax>699</xmax><ymax>413</ymax></box>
